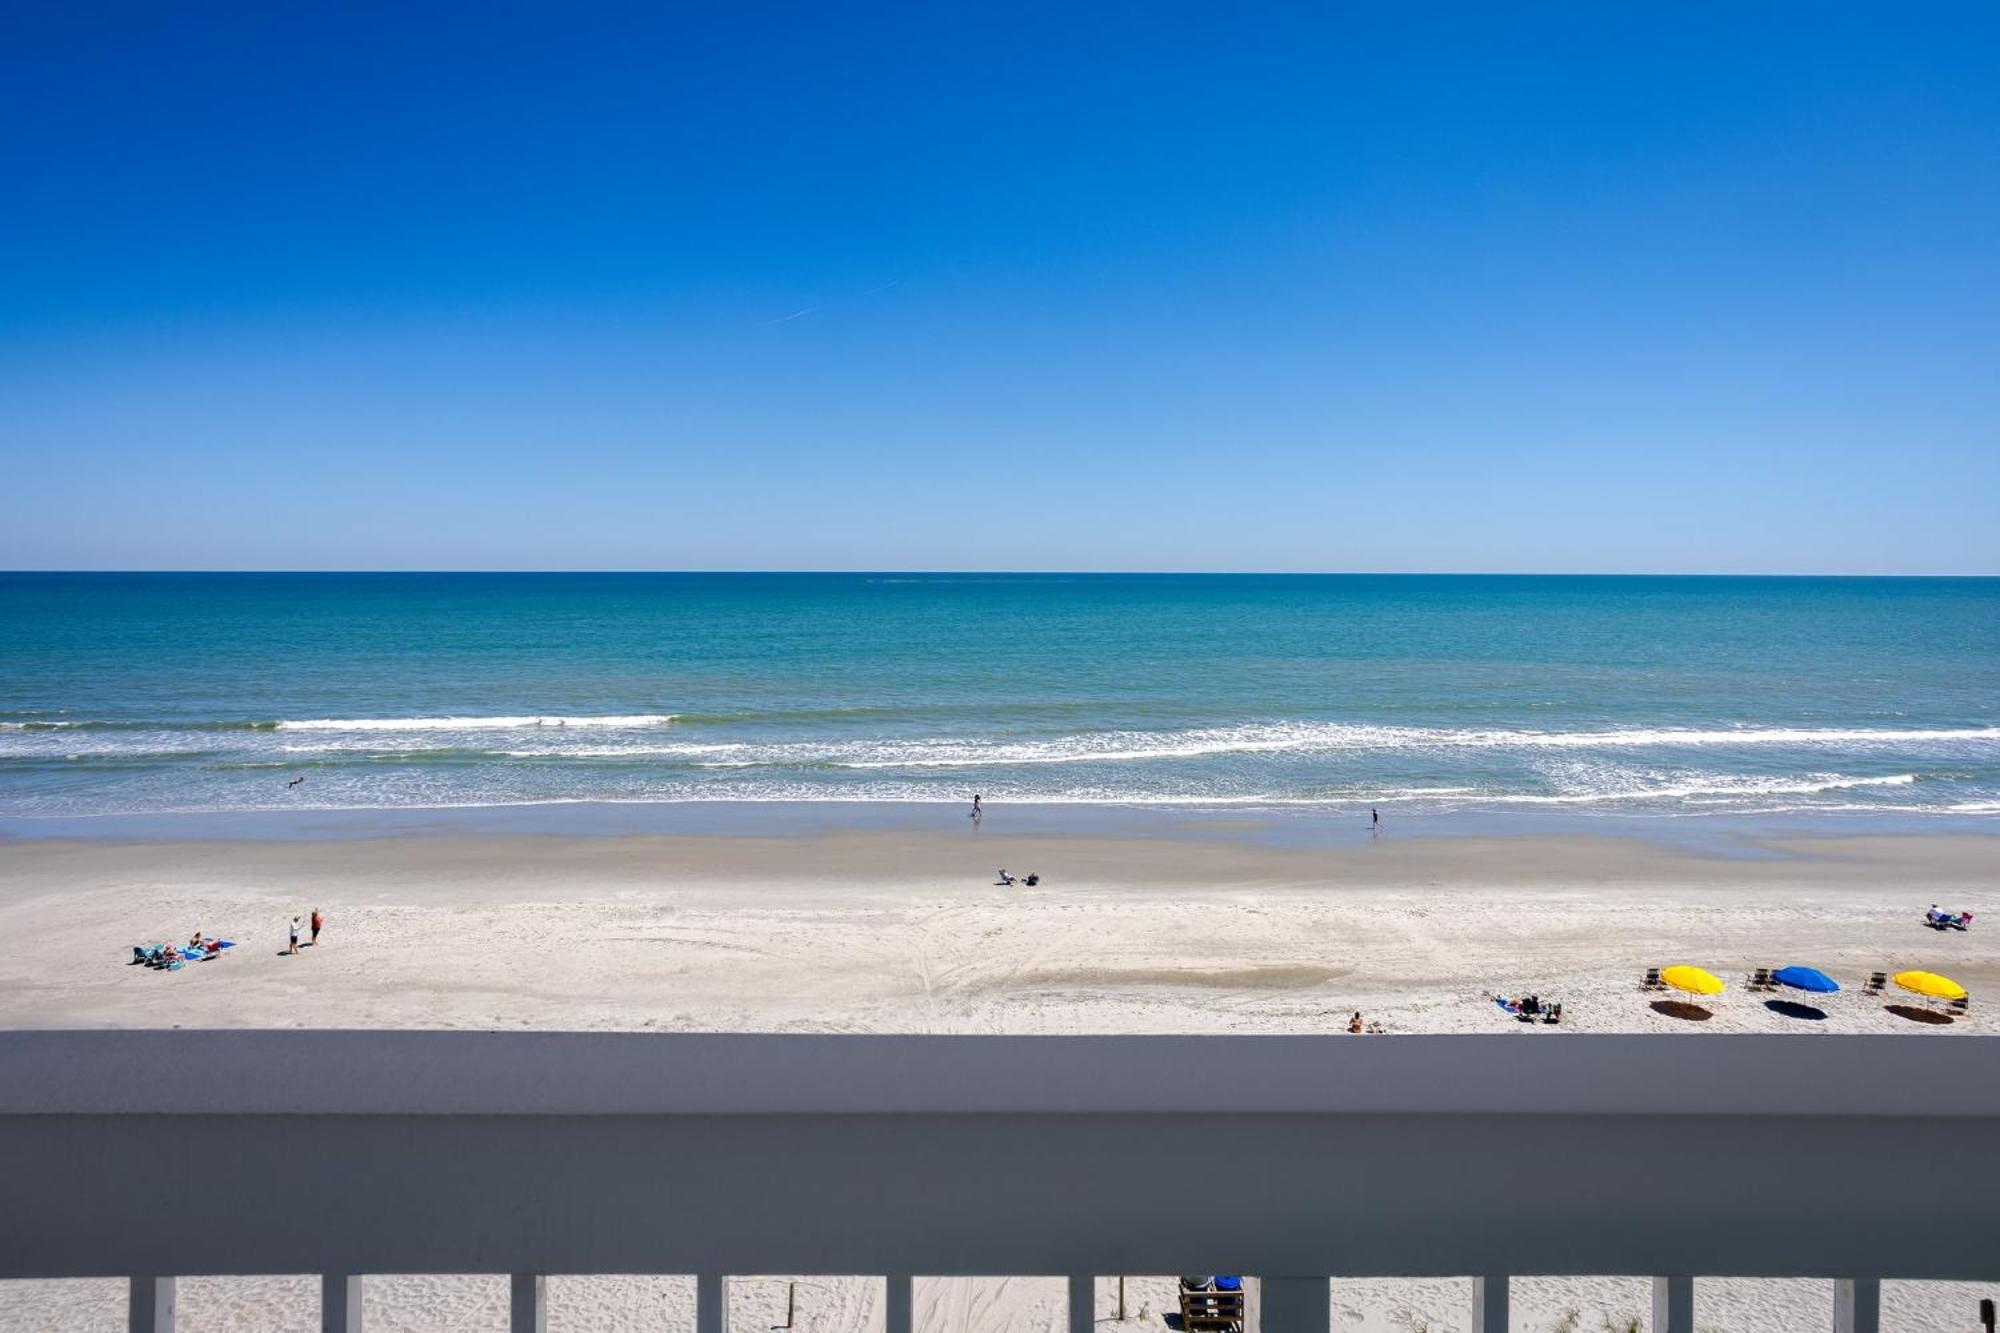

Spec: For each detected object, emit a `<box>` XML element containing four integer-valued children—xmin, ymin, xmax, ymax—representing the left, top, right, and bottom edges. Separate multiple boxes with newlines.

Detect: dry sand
<box><xmin>1</xmin><ymin>827</ymin><xmax>1992</xmax><ymax>1037</ymax></box>
<box><xmin>0</xmin><ymin>824</ymin><xmax>1993</xmax><ymax>1331</ymax></box>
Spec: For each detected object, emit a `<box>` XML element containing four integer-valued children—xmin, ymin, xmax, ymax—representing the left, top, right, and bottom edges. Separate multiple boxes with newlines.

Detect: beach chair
<box><xmin>1949</xmin><ymin>997</ymin><xmax>1971</xmax><ymax>1016</ymax></box>
<box><xmin>1641</xmin><ymin>967</ymin><xmax>1664</xmax><ymax>992</ymax></box>
<box><xmin>1862</xmin><ymin>971</ymin><xmax>1888</xmax><ymax>996</ymax></box>
<box><xmin>1747</xmin><ymin>966</ymin><xmax>1774</xmax><ymax>992</ymax></box>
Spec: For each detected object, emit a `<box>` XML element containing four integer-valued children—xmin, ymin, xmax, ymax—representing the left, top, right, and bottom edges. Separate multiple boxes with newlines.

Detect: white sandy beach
<box><xmin>0</xmin><ymin>824</ymin><xmax>1994</xmax><ymax>1331</ymax></box>
<box><xmin>0</xmin><ymin>826</ymin><xmax>1992</xmax><ymax>1038</ymax></box>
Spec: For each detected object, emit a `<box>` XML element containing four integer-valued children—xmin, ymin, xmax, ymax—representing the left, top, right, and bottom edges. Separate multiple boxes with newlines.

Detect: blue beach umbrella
<box><xmin>1772</xmin><ymin>966</ymin><xmax>1840</xmax><ymax>995</ymax></box>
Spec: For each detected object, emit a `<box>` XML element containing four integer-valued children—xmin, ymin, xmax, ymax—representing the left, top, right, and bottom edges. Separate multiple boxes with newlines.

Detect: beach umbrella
<box><xmin>1660</xmin><ymin>965</ymin><xmax>1725</xmax><ymax>997</ymax></box>
<box><xmin>1772</xmin><ymin>966</ymin><xmax>1840</xmax><ymax>995</ymax></box>
<box><xmin>1893</xmin><ymin>970</ymin><xmax>1968</xmax><ymax>1002</ymax></box>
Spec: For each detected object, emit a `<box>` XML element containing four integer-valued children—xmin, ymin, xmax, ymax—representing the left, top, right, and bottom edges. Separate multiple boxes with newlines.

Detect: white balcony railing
<box><xmin>3</xmin><ymin>1031</ymin><xmax>1995</xmax><ymax>1333</ymax></box>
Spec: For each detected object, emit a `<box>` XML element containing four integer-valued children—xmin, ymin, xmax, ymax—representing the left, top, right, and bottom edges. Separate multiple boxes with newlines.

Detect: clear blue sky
<box><xmin>3</xmin><ymin>3</ymin><xmax>1996</xmax><ymax>572</ymax></box>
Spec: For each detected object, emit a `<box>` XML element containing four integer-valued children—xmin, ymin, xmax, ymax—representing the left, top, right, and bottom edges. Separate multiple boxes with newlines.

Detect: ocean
<box><xmin>2</xmin><ymin>572</ymin><xmax>1996</xmax><ymax>824</ymax></box>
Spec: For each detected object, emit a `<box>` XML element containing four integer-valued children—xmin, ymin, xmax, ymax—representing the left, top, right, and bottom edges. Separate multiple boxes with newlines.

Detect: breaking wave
<box><xmin>1488</xmin><ymin>772</ymin><xmax>1919</xmax><ymax>805</ymax></box>
<box><xmin>273</xmin><ymin>715</ymin><xmax>678</xmax><ymax>732</ymax></box>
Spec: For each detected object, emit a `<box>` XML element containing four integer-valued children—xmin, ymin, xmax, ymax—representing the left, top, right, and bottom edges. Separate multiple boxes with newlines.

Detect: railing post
<box><xmin>698</xmin><ymin>1273</ymin><xmax>729</xmax><ymax>1333</ymax></box>
<box><xmin>887</xmin><ymin>1275</ymin><xmax>912</xmax><ymax>1333</ymax></box>
<box><xmin>510</xmin><ymin>1273</ymin><xmax>545</xmax><ymax>1333</ymax></box>
<box><xmin>1470</xmin><ymin>1276</ymin><xmax>1508</xmax><ymax>1333</ymax></box>
<box><xmin>322</xmin><ymin>1274</ymin><xmax>363</xmax><ymax>1333</ymax></box>
<box><xmin>1069</xmin><ymin>1275</ymin><xmax>1095</xmax><ymax>1333</ymax></box>
<box><xmin>128</xmin><ymin>1277</ymin><xmax>176</xmax><ymax>1333</ymax></box>
<box><xmin>1651</xmin><ymin>1276</ymin><xmax>1693</xmax><ymax>1333</ymax></box>
<box><xmin>1258</xmin><ymin>1277</ymin><xmax>1326</xmax><ymax>1333</ymax></box>
<box><xmin>1834</xmin><ymin>1279</ymin><xmax>1880</xmax><ymax>1333</ymax></box>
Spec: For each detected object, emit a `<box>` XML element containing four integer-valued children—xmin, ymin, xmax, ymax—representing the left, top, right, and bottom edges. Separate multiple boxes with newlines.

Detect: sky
<box><xmin>2</xmin><ymin>2</ymin><xmax>1996</xmax><ymax>573</ymax></box>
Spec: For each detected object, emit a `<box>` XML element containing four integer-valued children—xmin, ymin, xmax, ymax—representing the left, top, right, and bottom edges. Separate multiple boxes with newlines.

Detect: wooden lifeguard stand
<box><xmin>1177</xmin><ymin>1280</ymin><xmax>1244</xmax><ymax>1333</ymax></box>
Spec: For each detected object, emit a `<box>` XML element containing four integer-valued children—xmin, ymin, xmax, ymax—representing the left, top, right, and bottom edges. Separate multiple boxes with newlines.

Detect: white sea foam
<box><xmin>1492</xmin><ymin>772</ymin><xmax>1918</xmax><ymax>805</ymax></box>
<box><xmin>497</xmin><ymin>744</ymin><xmax>745</xmax><ymax>758</ymax></box>
<box><xmin>5</xmin><ymin>710</ymin><xmax>1994</xmax><ymax>820</ymax></box>
<box><xmin>819</xmin><ymin>721</ymin><xmax>2000</xmax><ymax>768</ymax></box>
<box><xmin>20</xmin><ymin>717</ymin><xmax>1997</xmax><ymax>775</ymax></box>
<box><xmin>647</xmin><ymin>721</ymin><xmax>2000</xmax><ymax>770</ymax></box>
<box><xmin>274</xmin><ymin>715</ymin><xmax>677</xmax><ymax>732</ymax></box>
<box><xmin>11</xmin><ymin>717</ymin><xmax>1996</xmax><ymax>765</ymax></box>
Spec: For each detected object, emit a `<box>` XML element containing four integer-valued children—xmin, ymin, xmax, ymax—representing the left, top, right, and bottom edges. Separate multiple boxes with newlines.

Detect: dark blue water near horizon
<box><xmin>2</xmin><ymin>572</ymin><xmax>1996</xmax><ymax>821</ymax></box>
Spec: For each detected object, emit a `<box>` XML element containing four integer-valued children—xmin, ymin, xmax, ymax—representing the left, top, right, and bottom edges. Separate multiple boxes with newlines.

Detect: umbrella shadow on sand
<box><xmin>1764</xmin><ymin>999</ymin><xmax>1829</xmax><ymax>1021</ymax></box>
<box><xmin>1650</xmin><ymin>999</ymin><xmax>1714</xmax><ymax>1022</ymax></box>
<box><xmin>1885</xmin><ymin>1004</ymin><xmax>1954</xmax><ymax>1026</ymax></box>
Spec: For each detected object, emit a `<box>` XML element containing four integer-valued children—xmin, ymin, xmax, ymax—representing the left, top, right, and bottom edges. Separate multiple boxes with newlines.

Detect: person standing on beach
<box><xmin>970</xmin><ymin>793</ymin><xmax>982</xmax><ymax>821</ymax></box>
<box><xmin>1370</xmin><ymin>808</ymin><xmax>1380</xmax><ymax>833</ymax></box>
<box><xmin>287</xmin><ymin>916</ymin><xmax>301</xmax><ymax>955</ymax></box>
<box><xmin>309</xmin><ymin>908</ymin><xmax>324</xmax><ymax>947</ymax></box>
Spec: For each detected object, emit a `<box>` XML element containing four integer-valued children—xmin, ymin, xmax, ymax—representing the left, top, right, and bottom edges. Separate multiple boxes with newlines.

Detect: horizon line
<box><xmin>2</xmin><ymin>568</ymin><xmax>1997</xmax><ymax>580</ymax></box>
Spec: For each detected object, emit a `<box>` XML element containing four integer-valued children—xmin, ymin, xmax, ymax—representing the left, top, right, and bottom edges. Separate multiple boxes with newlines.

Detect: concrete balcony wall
<box><xmin>1</xmin><ymin>1032</ymin><xmax>1994</xmax><ymax>1285</ymax></box>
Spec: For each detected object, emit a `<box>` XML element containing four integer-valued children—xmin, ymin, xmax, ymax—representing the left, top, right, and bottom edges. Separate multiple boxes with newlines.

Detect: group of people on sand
<box><xmin>1493</xmin><ymin>992</ymin><xmax>1564</xmax><ymax>1025</ymax></box>
<box><xmin>1926</xmin><ymin>903</ymin><xmax>1975</xmax><ymax>931</ymax></box>
<box><xmin>134</xmin><ymin>912</ymin><xmax>326</xmax><ymax>967</ymax></box>
<box><xmin>286</xmin><ymin>908</ymin><xmax>325</xmax><ymax>955</ymax></box>
<box><xmin>179</xmin><ymin>931</ymin><xmax>226</xmax><ymax>961</ymax></box>
<box><xmin>134</xmin><ymin>933</ymin><xmax>228</xmax><ymax>968</ymax></box>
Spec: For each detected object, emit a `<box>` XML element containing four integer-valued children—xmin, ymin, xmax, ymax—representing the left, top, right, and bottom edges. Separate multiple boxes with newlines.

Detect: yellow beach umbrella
<box><xmin>1661</xmin><ymin>965</ymin><xmax>1726</xmax><ymax>997</ymax></box>
<box><xmin>1893</xmin><ymin>970</ymin><xmax>1968</xmax><ymax>1002</ymax></box>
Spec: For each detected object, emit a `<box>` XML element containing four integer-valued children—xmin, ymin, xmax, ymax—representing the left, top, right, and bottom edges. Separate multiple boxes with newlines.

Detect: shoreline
<box><xmin>4</xmin><ymin>795</ymin><xmax>1996</xmax><ymax>853</ymax></box>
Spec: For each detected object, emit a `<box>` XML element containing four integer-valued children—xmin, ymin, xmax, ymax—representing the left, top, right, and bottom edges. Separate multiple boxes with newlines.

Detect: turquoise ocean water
<box><xmin>2</xmin><ymin>573</ymin><xmax>1996</xmax><ymax>823</ymax></box>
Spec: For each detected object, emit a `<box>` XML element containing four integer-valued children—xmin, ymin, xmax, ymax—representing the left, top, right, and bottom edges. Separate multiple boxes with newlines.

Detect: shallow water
<box><xmin>4</xmin><ymin>572</ymin><xmax>1995</xmax><ymax>821</ymax></box>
